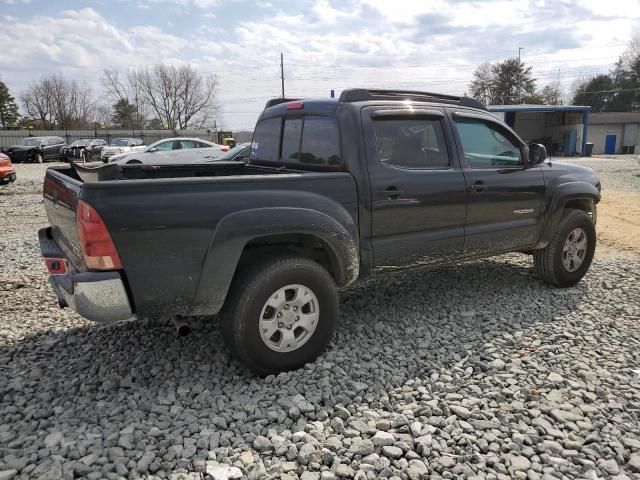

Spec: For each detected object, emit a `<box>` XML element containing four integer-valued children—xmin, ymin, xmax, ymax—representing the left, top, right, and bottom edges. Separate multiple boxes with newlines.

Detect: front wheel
<box><xmin>221</xmin><ymin>256</ymin><xmax>338</xmax><ymax>375</ymax></box>
<box><xmin>126</xmin><ymin>159</ymin><xmax>142</xmax><ymax>164</ymax></box>
<box><xmin>533</xmin><ymin>208</ymin><xmax>596</xmax><ymax>287</ymax></box>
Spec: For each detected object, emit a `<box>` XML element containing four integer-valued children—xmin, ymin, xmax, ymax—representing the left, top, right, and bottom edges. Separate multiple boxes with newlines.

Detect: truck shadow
<box><xmin>0</xmin><ymin>254</ymin><xmax>588</xmax><ymax>464</ymax></box>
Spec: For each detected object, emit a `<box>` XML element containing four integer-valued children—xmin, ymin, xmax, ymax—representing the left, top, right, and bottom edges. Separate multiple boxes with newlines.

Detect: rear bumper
<box><xmin>39</xmin><ymin>227</ymin><xmax>133</xmax><ymax>323</ymax></box>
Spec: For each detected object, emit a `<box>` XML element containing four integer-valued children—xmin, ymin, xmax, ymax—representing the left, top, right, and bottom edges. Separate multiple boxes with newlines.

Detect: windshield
<box><xmin>22</xmin><ymin>138</ymin><xmax>42</xmax><ymax>146</ymax></box>
<box><xmin>71</xmin><ymin>139</ymin><xmax>92</xmax><ymax>147</ymax></box>
<box><xmin>219</xmin><ymin>145</ymin><xmax>250</xmax><ymax>160</ymax></box>
<box><xmin>110</xmin><ymin>138</ymin><xmax>131</xmax><ymax>146</ymax></box>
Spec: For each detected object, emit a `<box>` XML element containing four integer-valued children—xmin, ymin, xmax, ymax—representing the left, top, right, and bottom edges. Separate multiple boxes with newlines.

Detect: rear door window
<box><xmin>300</xmin><ymin>116</ymin><xmax>341</xmax><ymax>166</ymax></box>
<box><xmin>372</xmin><ymin>118</ymin><xmax>450</xmax><ymax>169</ymax></box>
<box><xmin>281</xmin><ymin>118</ymin><xmax>303</xmax><ymax>161</ymax></box>
<box><xmin>251</xmin><ymin>117</ymin><xmax>281</xmax><ymax>162</ymax></box>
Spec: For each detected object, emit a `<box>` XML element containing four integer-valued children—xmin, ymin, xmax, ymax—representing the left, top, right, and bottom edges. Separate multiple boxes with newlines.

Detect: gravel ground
<box><xmin>553</xmin><ymin>155</ymin><xmax>640</xmax><ymax>193</ymax></box>
<box><xmin>1</xmin><ymin>163</ymin><xmax>640</xmax><ymax>480</ymax></box>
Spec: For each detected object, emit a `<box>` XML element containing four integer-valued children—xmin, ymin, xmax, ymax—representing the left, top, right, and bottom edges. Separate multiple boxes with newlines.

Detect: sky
<box><xmin>0</xmin><ymin>0</ymin><xmax>639</xmax><ymax>131</ymax></box>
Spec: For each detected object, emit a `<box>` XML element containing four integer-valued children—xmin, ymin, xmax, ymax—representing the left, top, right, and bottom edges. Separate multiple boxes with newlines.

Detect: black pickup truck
<box><xmin>39</xmin><ymin>89</ymin><xmax>601</xmax><ymax>374</ymax></box>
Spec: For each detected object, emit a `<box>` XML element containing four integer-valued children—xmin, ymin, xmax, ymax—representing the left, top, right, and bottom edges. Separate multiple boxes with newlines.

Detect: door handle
<box><xmin>380</xmin><ymin>186</ymin><xmax>404</xmax><ymax>199</ymax></box>
<box><xmin>468</xmin><ymin>181</ymin><xmax>486</xmax><ymax>193</ymax></box>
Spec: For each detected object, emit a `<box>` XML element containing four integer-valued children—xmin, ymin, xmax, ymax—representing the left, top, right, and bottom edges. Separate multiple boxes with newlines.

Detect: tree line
<box><xmin>468</xmin><ymin>38</ymin><xmax>640</xmax><ymax>111</ymax></box>
<box><xmin>0</xmin><ymin>63</ymin><xmax>219</xmax><ymax>130</ymax></box>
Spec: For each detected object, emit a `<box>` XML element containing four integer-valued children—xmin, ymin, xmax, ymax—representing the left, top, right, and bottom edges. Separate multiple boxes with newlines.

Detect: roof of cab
<box><xmin>263</xmin><ymin>88</ymin><xmax>486</xmax><ymax>115</ymax></box>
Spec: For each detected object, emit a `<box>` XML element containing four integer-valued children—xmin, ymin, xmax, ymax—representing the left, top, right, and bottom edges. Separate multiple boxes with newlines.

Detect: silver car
<box><xmin>111</xmin><ymin>138</ymin><xmax>228</xmax><ymax>165</ymax></box>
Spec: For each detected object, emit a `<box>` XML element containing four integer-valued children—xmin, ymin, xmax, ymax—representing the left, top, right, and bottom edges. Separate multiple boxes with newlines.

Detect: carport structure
<box><xmin>488</xmin><ymin>104</ymin><xmax>591</xmax><ymax>156</ymax></box>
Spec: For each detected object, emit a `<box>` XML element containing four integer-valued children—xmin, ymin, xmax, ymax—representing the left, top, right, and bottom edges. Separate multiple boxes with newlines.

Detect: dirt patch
<box><xmin>597</xmin><ymin>189</ymin><xmax>640</xmax><ymax>253</ymax></box>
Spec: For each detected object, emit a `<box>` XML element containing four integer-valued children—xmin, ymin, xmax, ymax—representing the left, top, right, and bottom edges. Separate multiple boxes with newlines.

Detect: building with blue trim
<box><xmin>586</xmin><ymin>112</ymin><xmax>640</xmax><ymax>155</ymax></box>
<box><xmin>487</xmin><ymin>104</ymin><xmax>591</xmax><ymax>156</ymax></box>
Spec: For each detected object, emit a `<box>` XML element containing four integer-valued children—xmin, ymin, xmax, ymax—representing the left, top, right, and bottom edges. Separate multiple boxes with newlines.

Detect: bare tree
<box><xmin>21</xmin><ymin>80</ymin><xmax>54</xmax><ymax>128</ymax></box>
<box><xmin>103</xmin><ymin>64</ymin><xmax>218</xmax><ymax>130</ymax></box>
<box><xmin>469</xmin><ymin>62</ymin><xmax>495</xmax><ymax>105</ymax></box>
<box><xmin>21</xmin><ymin>74</ymin><xmax>94</xmax><ymax>128</ymax></box>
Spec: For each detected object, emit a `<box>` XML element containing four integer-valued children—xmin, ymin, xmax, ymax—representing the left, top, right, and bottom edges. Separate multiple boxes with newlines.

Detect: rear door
<box><xmin>450</xmin><ymin>110</ymin><xmax>546</xmax><ymax>253</ymax></box>
<box><xmin>363</xmin><ymin>106</ymin><xmax>467</xmax><ymax>270</ymax></box>
<box><xmin>42</xmin><ymin>138</ymin><xmax>55</xmax><ymax>159</ymax></box>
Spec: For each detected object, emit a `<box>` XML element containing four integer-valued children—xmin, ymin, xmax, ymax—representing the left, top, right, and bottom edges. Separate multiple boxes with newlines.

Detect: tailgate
<box><xmin>43</xmin><ymin>167</ymin><xmax>86</xmax><ymax>271</ymax></box>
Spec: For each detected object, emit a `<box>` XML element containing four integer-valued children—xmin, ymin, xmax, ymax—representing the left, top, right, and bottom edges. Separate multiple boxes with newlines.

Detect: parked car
<box><xmin>3</xmin><ymin>136</ymin><xmax>66</xmax><ymax>163</ymax></box>
<box><xmin>0</xmin><ymin>153</ymin><xmax>16</xmax><ymax>185</ymax></box>
<box><xmin>39</xmin><ymin>88</ymin><xmax>601</xmax><ymax>374</ymax></box>
<box><xmin>62</xmin><ymin>138</ymin><xmax>107</xmax><ymax>162</ymax></box>
<box><xmin>100</xmin><ymin>138</ymin><xmax>145</xmax><ymax>162</ymax></box>
<box><xmin>109</xmin><ymin>137</ymin><xmax>229</xmax><ymax>165</ymax></box>
<box><xmin>196</xmin><ymin>143</ymin><xmax>250</xmax><ymax>163</ymax></box>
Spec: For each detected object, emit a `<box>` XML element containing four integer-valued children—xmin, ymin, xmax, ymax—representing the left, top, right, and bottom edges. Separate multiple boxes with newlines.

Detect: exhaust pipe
<box><xmin>171</xmin><ymin>315</ymin><xmax>191</xmax><ymax>337</ymax></box>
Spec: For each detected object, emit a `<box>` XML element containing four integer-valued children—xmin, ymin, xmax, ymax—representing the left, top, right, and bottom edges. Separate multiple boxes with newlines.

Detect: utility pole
<box><xmin>518</xmin><ymin>47</ymin><xmax>524</xmax><ymax>62</ymax></box>
<box><xmin>280</xmin><ymin>52</ymin><xmax>285</xmax><ymax>98</ymax></box>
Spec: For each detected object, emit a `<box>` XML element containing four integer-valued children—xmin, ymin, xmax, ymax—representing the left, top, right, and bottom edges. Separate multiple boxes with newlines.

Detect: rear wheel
<box><xmin>533</xmin><ymin>208</ymin><xmax>596</xmax><ymax>287</ymax></box>
<box><xmin>126</xmin><ymin>159</ymin><xmax>142</xmax><ymax>164</ymax></box>
<box><xmin>221</xmin><ymin>256</ymin><xmax>338</xmax><ymax>375</ymax></box>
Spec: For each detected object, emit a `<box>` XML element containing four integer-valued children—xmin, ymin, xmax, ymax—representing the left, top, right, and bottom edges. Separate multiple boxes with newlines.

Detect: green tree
<box><xmin>492</xmin><ymin>58</ymin><xmax>536</xmax><ymax>104</ymax></box>
<box><xmin>609</xmin><ymin>56</ymin><xmax>640</xmax><ymax>111</ymax></box>
<box><xmin>0</xmin><ymin>81</ymin><xmax>19</xmax><ymax>128</ymax></box>
<box><xmin>469</xmin><ymin>58</ymin><xmax>536</xmax><ymax>105</ymax></box>
<box><xmin>540</xmin><ymin>82</ymin><xmax>562</xmax><ymax>105</ymax></box>
<box><xmin>146</xmin><ymin>118</ymin><xmax>164</xmax><ymax>129</ymax></box>
<box><xmin>572</xmin><ymin>74</ymin><xmax>614</xmax><ymax>112</ymax></box>
<box><xmin>111</xmin><ymin>99</ymin><xmax>138</xmax><ymax>128</ymax></box>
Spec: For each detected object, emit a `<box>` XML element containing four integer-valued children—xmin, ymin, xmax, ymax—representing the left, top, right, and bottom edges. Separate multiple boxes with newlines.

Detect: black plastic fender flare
<box><xmin>190</xmin><ymin>207</ymin><xmax>359</xmax><ymax>315</ymax></box>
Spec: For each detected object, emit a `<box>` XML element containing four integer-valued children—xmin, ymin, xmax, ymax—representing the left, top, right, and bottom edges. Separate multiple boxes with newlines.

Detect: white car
<box><xmin>110</xmin><ymin>138</ymin><xmax>229</xmax><ymax>165</ymax></box>
<box><xmin>101</xmin><ymin>138</ymin><xmax>146</xmax><ymax>162</ymax></box>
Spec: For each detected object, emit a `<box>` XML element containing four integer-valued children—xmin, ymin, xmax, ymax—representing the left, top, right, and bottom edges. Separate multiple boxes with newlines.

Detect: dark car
<box><xmin>62</xmin><ymin>138</ymin><xmax>107</xmax><ymax>162</ymax></box>
<box><xmin>3</xmin><ymin>136</ymin><xmax>66</xmax><ymax>163</ymax></box>
<box><xmin>39</xmin><ymin>88</ymin><xmax>601</xmax><ymax>374</ymax></box>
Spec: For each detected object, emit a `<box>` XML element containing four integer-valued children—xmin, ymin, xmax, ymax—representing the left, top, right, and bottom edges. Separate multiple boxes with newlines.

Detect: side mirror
<box><xmin>529</xmin><ymin>143</ymin><xmax>547</xmax><ymax>165</ymax></box>
<box><xmin>149</xmin><ymin>147</ymin><xmax>157</xmax><ymax>153</ymax></box>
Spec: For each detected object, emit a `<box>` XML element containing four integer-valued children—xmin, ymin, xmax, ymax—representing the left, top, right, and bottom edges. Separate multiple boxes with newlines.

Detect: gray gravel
<box><xmin>1</xmin><ymin>163</ymin><xmax>640</xmax><ymax>480</ymax></box>
<box><xmin>553</xmin><ymin>155</ymin><xmax>640</xmax><ymax>193</ymax></box>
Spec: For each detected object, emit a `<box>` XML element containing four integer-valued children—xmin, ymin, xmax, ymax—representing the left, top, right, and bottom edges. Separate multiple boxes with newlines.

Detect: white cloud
<box><xmin>1</xmin><ymin>0</ymin><xmax>639</xmax><ymax>130</ymax></box>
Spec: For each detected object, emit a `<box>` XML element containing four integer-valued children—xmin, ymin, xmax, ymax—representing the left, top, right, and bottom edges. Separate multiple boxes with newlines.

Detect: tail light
<box><xmin>0</xmin><ymin>158</ymin><xmax>11</xmax><ymax>168</ymax></box>
<box><xmin>76</xmin><ymin>200</ymin><xmax>122</xmax><ymax>270</ymax></box>
<box><xmin>221</xmin><ymin>146</ymin><xmax>230</xmax><ymax>152</ymax></box>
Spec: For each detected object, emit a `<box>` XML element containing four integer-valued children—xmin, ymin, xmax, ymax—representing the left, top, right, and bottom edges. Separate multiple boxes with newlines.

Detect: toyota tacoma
<box><xmin>39</xmin><ymin>89</ymin><xmax>601</xmax><ymax>374</ymax></box>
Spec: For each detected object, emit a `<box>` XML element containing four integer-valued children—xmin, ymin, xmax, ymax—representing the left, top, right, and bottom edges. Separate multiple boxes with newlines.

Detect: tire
<box><xmin>35</xmin><ymin>153</ymin><xmax>43</xmax><ymax>164</ymax></box>
<box><xmin>221</xmin><ymin>256</ymin><xmax>338</xmax><ymax>375</ymax></box>
<box><xmin>533</xmin><ymin>208</ymin><xmax>596</xmax><ymax>287</ymax></box>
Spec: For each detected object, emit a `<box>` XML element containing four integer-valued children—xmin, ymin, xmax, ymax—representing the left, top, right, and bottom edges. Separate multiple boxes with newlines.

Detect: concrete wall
<box><xmin>587</xmin><ymin>112</ymin><xmax>640</xmax><ymax>154</ymax></box>
<box><xmin>588</xmin><ymin>124</ymin><xmax>624</xmax><ymax>154</ymax></box>
<box><xmin>589</xmin><ymin>112</ymin><xmax>640</xmax><ymax>124</ymax></box>
<box><xmin>513</xmin><ymin>112</ymin><xmax>545</xmax><ymax>141</ymax></box>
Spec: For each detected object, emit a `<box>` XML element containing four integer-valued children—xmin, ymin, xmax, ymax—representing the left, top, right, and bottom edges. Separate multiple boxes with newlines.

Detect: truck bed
<box><xmin>43</xmin><ymin>162</ymin><xmax>359</xmax><ymax>317</ymax></box>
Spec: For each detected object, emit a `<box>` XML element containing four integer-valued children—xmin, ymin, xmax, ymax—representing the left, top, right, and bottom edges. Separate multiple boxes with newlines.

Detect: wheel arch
<box><xmin>189</xmin><ymin>207</ymin><xmax>359</xmax><ymax>315</ymax></box>
<box><xmin>536</xmin><ymin>181</ymin><xmax>599</xmax><ymax>249</ymax></box>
